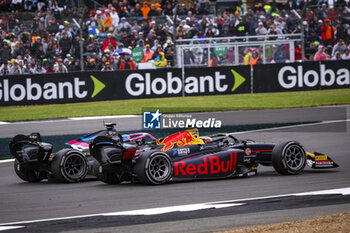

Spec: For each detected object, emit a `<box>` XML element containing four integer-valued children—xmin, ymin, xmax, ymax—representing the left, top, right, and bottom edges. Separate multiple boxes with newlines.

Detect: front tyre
<box><xmin>272</xmin><ymin>141</ymin><xmax>306</xmax><ymax>175</ymax></box>
<box><xmin>135</xmin><ymin>152</ymin><xmax>173</xmax><ymax>185</ymax></box>
<box><xmin>51</xmin><ymin>149</ymin><xmax>88</xmax><ymax>182</ymax></box>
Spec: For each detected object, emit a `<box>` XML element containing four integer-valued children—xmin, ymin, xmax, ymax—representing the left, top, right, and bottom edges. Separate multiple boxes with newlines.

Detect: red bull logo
<box><xmin>156</xmin><ymin>129</ymin><xmax>204</xmax><ymax>151</ymax></box>
<box><xmin>174</xmin><ymin>152</ymin><xmax>237</xmax><ymax>176</ymax></box>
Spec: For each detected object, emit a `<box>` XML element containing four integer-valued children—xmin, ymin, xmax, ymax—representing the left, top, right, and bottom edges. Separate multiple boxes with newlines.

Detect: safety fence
<box><xmin>176</xmin><ymin>34</ymin><xmax>303</xmax><ymax>67</ymax></box>
<box><xmin>0</xmin><ymin>60</ymin><xmax>349</xmax><ymax>106</ymax></box>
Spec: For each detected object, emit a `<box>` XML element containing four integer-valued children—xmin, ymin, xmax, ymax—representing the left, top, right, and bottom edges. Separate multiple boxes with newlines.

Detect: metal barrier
<box><xmin>176</xmin><ymin>34</ymin><xmax>303</xmax><ymax>68</ymax></box>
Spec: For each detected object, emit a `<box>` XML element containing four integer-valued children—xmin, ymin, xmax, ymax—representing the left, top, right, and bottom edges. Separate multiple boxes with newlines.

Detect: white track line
<box><xmin>0</xmin><ymin>187</ymin><xmax>349</xmax><ymax>226</ymax></box>
<box><xmin>0</xmin><ymin>159</ymin><xmax>14</xmax><ymax>164</ymax></box>
<box><xmin>0</xmin><ymin>226</ymin><xmax>24</xmax><ymax>231</ymax></box>
<box><xmin>68</xmin><ymin>115</ymin><xmax>140</xmax><ymax>121</ymax></box>
<box><xmin>231</xmin><ymin>119</ymin><xmax>350</xmax><ymax>135</ymax></box>
<box><xmin>0</xmin><ymin>115</ymin><xmax>140</xmax><ymax>125</ymax></box>
<box><xmin>104</xmin><ymin>203</ymin><xmax>244</xmax><ymax>216</ymax></box>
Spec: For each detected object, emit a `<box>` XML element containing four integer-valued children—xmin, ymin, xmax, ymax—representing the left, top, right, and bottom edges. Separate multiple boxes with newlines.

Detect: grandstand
<box><xmin>0</xmin><ymin>0</ymin><xmax>349</xmax><ymax>74</ymax></box>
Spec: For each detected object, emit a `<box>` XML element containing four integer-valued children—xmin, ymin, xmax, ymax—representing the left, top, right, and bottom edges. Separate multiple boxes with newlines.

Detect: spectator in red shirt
<box><xmin>321</xmin><ymin>19</ymin><xmax>334</xmax><ymax>47</ymax></box>
<box><xmin>294</xmin><ymin>43</ymin><xmax>302</xmax><ymax>61</ymax></box>
<box><xmin>102</xmin><ymin>33</ymin><xmax>116</xmax><ymax>52</ymax></box>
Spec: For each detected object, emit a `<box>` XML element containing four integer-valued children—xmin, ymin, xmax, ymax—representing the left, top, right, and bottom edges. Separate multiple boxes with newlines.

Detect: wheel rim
<box><xmin>63</xmin><ymin>154</ymin><xmax>86</xmax><ymax>179</ymax></box>
<box><xmin>149</xmin><ymin>155</ymin><xmax>170</xmax><ymax>182</ymax></box>
<box><xmin>284</xmin><ymin>145</ymin><xmax>305</xmax><ymax>171</ymax></box>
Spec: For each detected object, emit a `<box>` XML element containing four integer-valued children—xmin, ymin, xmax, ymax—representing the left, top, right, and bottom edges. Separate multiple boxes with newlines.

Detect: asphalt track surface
<box><xmin>0</xmin><ymin>106</ymin><xmax>349</xmax><ymax>232</ymax></box>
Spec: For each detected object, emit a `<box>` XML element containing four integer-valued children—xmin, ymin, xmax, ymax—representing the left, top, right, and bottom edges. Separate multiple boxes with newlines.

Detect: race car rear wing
<box><xmin>9</xmin><ymin>133</ymin><xmax>53</xmax><ymax>163</ymax></box>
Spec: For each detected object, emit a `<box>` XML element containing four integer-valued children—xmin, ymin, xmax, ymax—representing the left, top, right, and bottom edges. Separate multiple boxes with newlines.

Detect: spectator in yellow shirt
<box><xmin>103</xmin><ymin>12</ymin><xmax>113</xmax><ymax>32</ymax></box>
<box><xmin>141</xmin><ymin>1</ymin><xmax>150</xmax><ymax>19</ymax></box>
<box><xmin>154</xmin><ymin>52</ymin><xmax>167</xmax><ymax>68</ymax></box>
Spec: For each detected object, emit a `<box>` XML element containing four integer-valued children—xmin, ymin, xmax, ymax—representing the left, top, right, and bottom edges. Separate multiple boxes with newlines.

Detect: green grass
<box><xmin>1</xmin><ymin>89</ymin><xmax>349</xmax><ymax>122</ymax></box>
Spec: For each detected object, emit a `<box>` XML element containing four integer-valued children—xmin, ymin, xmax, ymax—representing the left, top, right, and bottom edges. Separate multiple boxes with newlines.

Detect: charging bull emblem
<box><xmin>156</xmin><ymin>129</ymin><xmax>204</xmax><ymax>151</ymax></box>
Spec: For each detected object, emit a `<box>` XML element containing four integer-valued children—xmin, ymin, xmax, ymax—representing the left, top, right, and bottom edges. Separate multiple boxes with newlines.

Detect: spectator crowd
<box><xmin>0</xmin><ymin>0</ymin><xmax>350</xmax><ymax>75</ymax></box>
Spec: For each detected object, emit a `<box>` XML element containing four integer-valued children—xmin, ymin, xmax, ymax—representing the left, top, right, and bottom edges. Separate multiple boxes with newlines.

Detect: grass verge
<box><xmin>0</xmin><ymin>89</ymin><xmax>349</xmax><ymax>122</ymax></box>
<box><xmin>221</xmin><ymin>212</ymin><xmax>350</xmax><ymax>233</ymax></box>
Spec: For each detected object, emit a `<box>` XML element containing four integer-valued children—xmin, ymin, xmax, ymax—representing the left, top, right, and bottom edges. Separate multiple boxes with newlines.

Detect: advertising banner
<box><xmin>0</xmin><ymin>60</ymin><xmax>348</xmax><ymax>106</ymax></box>
<box><xmin>0</xmin><ymin>66</ymin><xmax>250</xmax><ymax>106</ymax></box>
<box><xmin>253</xmin><ymin>60</ymin><xmax>350</xmax><ymax>93</ymax></box>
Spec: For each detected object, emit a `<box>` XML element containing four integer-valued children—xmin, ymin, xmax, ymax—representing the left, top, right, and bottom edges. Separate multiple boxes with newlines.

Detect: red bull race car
<box><xmin>89</xmin><ymin>127</ymin><xmax>338</xmax><ymax>185</ymax></box>
<box><xmin>9</xmin><ymin>124</ymin><xmax>338</xmax><ymax>184</ymax></box>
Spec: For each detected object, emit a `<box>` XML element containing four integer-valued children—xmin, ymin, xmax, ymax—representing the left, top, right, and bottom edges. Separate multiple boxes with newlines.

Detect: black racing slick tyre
<box><xmin>51</xmin><ymin>149</ymin><xmax>88</xmax><ymax>183</ymax></box>
<box><xmin>135</xmin><ymin>152</ymin><xmax>173</xmax><ymax>185</ymax></box>
<box><xmin>14</xmin><ymin>159</ymin><xmax>46</xmax><ymax>182</ymax></box>
<box><xmin>272</xmin><ymin>141</ymin><xmax>306</xmax><ymax>175</ymax></box>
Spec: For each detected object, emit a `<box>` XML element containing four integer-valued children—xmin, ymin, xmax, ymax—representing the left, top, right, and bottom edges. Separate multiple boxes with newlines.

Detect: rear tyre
<box><xmin>135</xmin><ymin>152</ymin><xmax>173</xmax><ymax>185</ymax></box>
<box><xmin>51</xmin><ymin>150</ymin><xmax>88</xmax><ymax>182</ymax></box>
<box><xmin>272</xmin><ymin>141</ymin><xmax>306</xmax><ymax>175</ymax></box>
<box><xmin>14</xmin><ymin>159</ymin><xmax>46</xmax><ymax>182</ymax></box>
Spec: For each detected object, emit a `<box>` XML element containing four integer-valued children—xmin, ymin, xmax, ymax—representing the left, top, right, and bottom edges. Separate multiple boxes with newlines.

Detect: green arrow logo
<box><xmin>231</xmin><ymin>69</ymin><xmax>246</xmax><ymax>92</ymax></box>
<box><xmin>90</xmin><ymin>75</ymin><xmax>106</xmax><ymax>98</ymax></box>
